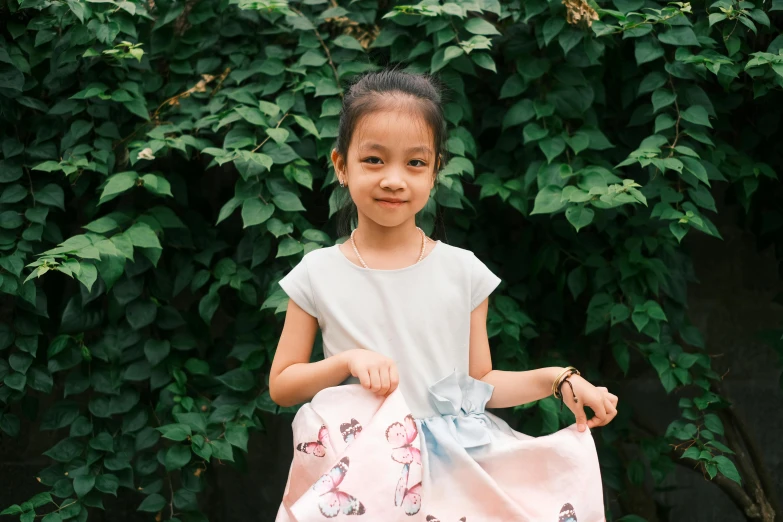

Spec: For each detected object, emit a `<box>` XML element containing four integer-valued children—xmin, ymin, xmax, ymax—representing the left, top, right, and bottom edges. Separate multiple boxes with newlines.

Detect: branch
<box><xmin>630</xmin><ymin>415</ymin><xmax>763</xmax><ymax>520</ymax></box>
<box><xmin>715</xmin><ymin>407</ymin><xmax>776</xmax><ymax>521</ymax></box>
<box><xmin>714</xmin><ymin>382</ymin><xmax>782</xmax><ymax>517</ymax></box>
<box><xmin>290</xmin><ymin>7</ymin><xmax>343</xmax><ymax>99</ymax></box>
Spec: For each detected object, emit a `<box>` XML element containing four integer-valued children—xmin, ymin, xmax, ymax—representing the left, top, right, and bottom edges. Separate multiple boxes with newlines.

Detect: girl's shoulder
<box><xmin>298</xmin><ymin>240</ymin><xmax>483</xmax><ymax>274</ymax></box>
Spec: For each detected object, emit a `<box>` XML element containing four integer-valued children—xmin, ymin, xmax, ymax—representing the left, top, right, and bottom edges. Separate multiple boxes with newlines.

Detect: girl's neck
<box><xmin>353</xmin><ymin>215</ymin><xmax>421</xmax><ymax>252</ymax></box>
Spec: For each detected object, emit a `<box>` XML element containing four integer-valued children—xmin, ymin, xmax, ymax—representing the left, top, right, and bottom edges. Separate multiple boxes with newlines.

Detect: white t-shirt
<box><xmin>278</xmin><ymin>240</ymin><xmax>502</xmax><ymax>418</ymax></box>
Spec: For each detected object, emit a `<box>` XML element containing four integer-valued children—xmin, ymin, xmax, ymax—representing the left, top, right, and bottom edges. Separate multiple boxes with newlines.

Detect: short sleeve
<box><xmin>278</xmin><ymin>256</ymin><xmax>319</xmax><ymax>319</ymax></box>
<box><xmin>469</xmin><ymin>252</ymin><xmax>501</xmax><ymax>310</ymax></box>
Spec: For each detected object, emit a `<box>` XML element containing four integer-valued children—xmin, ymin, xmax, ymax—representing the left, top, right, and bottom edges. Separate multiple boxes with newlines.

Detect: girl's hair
<box><xmin>333</xmin><ymin>66</ymin><xmax>449</xmax><ymax>238</ymax></box>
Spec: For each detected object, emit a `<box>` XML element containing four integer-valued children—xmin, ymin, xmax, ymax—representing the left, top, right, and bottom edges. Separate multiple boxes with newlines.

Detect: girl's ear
<box><xmin>331</xmin><ymin>148</ymin><xmax>345</xmax><ymax>183</ymax></box>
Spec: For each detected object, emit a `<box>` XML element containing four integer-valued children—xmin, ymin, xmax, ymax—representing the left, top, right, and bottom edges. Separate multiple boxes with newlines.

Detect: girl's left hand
<box><xmin>559</xmin><ymin>374</ymin><xmax>618</xmax><ymax>432</ymax></box>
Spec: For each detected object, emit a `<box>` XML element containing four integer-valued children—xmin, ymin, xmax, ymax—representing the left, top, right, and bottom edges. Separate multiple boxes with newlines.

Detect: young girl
<box><xmin>270</xmin><ymin>69</ymin><xmax>618</xmax><ymax>522</ymax></box>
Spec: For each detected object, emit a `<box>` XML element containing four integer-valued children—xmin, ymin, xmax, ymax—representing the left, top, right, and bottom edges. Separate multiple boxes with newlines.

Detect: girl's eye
<box><xmin>361</xmin><ymin>157</ymin><xmax>427</xmax><ymax>167</ymax></box>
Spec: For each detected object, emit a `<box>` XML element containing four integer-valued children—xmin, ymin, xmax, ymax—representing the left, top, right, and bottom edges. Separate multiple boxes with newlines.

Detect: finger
<box><xmin>358</xmin><ymin>370</ymin><xmax>371</xmax><ymax>390</ymax></box>
<box><xmin>604</xmin><ymin>397</ymin><xmax>618</xmax><ymax>420</ymax></box>
<box><xmin>608</xmin><ymin>392</ymin><xmax>619</xmax><ymax>407</ymax></box>
<box><xmin>571</xmin><ymin>399</ymin><xmax>588</xmax><ymax>432</ymax></box>
<box><xmin>389</xmin><ymin>364</ymin><xmax>400</xmax><ymax>394</ymax></box>
<box><xmin>379</xmin><ymin>366</ymin><xmax>391</xmax><ymax>396</ymax></box>
<box><xmin>587</xmin><ymin>395</ymin><xmax>608</xmax><ymax>429</ymax></box>
<box><xmin>369</xmin><ymin>368</ymin><xmax>382</xmax><ymax>393</ymax></box>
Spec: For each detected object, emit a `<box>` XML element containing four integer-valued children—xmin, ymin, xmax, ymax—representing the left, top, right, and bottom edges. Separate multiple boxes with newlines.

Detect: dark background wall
<box><xmin>2</xmin><ymin>189</ymin><xmax>782</xmax><ymax>521</ymax></box>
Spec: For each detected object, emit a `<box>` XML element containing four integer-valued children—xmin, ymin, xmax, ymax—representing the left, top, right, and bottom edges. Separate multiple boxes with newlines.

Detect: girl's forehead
<box><xmin>353</xmin><ymin>108</ymin><xmax>434</xmax><ymax>152</ymax></box>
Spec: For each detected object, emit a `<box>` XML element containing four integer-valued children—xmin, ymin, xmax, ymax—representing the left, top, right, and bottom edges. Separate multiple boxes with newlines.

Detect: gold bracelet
<box><xmin>552</xmin><ymin>366</ymin><xmax>580</xmax><ymax>398</ymax></box>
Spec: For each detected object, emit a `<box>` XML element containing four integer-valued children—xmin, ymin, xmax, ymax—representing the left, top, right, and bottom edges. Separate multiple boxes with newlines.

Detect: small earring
<box><xmin>339</xmin><ymin>179</ymin><xmax>345</xmax><ymax>187</ymax></box>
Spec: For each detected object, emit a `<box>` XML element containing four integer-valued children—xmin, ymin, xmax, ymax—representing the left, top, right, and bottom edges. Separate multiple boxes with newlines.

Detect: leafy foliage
<box><xmin>2</xmin><ymin>0</ymin><xmax>782</xmax><ymax>519</ymax></box>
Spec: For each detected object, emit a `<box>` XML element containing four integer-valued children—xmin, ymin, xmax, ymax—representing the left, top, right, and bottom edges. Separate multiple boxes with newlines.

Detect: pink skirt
<box><xmin>276</xmin><ymin>370</ymin><xmax>605</xmax><ymax>522</ymax></box>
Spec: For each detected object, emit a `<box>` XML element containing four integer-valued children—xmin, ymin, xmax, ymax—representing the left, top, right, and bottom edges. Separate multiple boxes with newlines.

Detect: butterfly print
<box><xmin>426</xmin><ymin>517</ymin><xmax>466</xmax><ymax>522</ymax></box>
<box><xmin>296</xmin><ymin>424</ymin><xmax>329</xmax><ymax>458</ymax></box>
<box><xmin>394</xmin><ymin>463</ymin><xmax>422</xmax><ymax>516</ymax></box>
<box><xmin>385</xmin><ymin>414</ymin><xmax>421</xmax><ymax>465</ymax></box>
<box><xmin>558</xmin><ymin>503</ymin><xmax>577</xmax><ymax>522</ymax></box>
<box><xmin>312</xmin><ymin>457</ymin><xmax>366</xmax><ymax>518</ymax></box>
<box><xmin>340</xmin><ymin>418</ymin><xmax>363</xmax><ymax>443</ymax></box>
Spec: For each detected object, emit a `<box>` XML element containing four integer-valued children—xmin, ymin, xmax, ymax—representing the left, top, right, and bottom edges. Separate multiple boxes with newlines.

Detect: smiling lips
<box><xmin>376</xmin><ymin>198</ymin><xmax>406</xmax><ymax>208</ymax></box>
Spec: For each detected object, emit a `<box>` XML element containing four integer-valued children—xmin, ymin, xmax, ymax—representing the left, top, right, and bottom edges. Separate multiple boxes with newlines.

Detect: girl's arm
<box><xmin>468</xmin><ymin>298</ymin><xmax>565</xmax><ymax>407</ymax></box>
<box><xmin>469</xmin><ymin>297</ymin><xmax>618</xmax><ymax>431</ymax></box>
<box><xmin>269</xmin><ymin>300</ymin><xmax>353</xmax><ymax>407</ymax></box>
<box><xmin>269</xmin><ymin>299</ymin><xmax>401</xmax><ymax>407</ymax></box>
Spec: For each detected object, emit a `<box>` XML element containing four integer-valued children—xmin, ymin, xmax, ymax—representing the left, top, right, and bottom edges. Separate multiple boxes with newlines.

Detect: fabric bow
<box><xmin>426</xmin><ymin>369</ymin><xmax>494</xmax><ymax>448</ymax></box>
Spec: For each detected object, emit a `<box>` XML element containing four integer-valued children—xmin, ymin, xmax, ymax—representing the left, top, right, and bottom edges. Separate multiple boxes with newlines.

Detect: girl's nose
<box><xmin>380</xmin><ymin>168</ymin><xmax>407</xmax><ymax>190</ymax></box>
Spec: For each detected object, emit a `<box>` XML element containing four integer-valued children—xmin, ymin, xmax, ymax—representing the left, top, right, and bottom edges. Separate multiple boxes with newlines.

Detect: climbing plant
<box><xmin>1</xmin><ymin>0</ymin><xmax>782</xmax><ymax>520</ymax></box>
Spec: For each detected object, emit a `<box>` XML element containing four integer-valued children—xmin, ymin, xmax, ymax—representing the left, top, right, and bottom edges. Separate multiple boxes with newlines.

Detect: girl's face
<box><xmin>331</xmin><ymin>105</ymin><xmax>437</xmax><ymax>230</ymax></box>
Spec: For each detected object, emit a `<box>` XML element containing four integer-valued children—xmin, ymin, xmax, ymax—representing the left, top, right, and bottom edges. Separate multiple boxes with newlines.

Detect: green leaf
<box><xmin>538</xmin><ymin>137</ymin><xmax>566</xmax><ymax>163</ymax></box>
<box><xmin>333</xmin><ymin>34</ymin><xmax>364</xmax><ymax>51</ymax></box>
<box><xmin>670</xmin><ymin>222</ymin><xmax>688</xmax><ymax>243</ymax></box>
<box><xmin>165</xmin><ymin>445</ymin><xmax>192</xmax><ymax>470</ymax></box>
<box><xmin>502</xmin><ymin>99</ymin><xmax>535</xmax><ymax>129</ymax></box>
<box><xmin>140</xmin><ymin>174</ymin><xmax>173</xmax><ymax>197</ymax></box>
<box><xmin>293</xmin><ymin>115</ymin><xmax>320</xmax><ymax>139</ymax></box>
<box><xmin>157</xmin><ymin>423</ymin><xmax>192</xmax><ymax>441</ymax></box>
<box><xmin>99</xmin><ymin>172</ymin><xmax>138</xmax><ymax>204</ymax></box>
<box><xmin>127</xmin><ymin>299</ymin><xmax>157</xmax><ymax>330</ymax></box>
<box><xmin>216</xmin><ymin>368</ymin><xmax>255</xmax><ymax>392</ymax></box>
<box><xmin>125</xmin><ymin>222</ymin><xmax>161</xmax><ymax>249</ymax></box>
<box><xmin>704</xmin><ymin>413</ymin><xmax>724</xmax><ymax>435</ymax></box>
<box><xmin>185</xmin><ymin>358</ymin><xmax>210</xmax><ymax>376</ymax></box>
<box><xmin>523</xmin><ymin>123</ymin><xmax>548</xmax><ymax>144</ymax></box>
<box><xmin>0</xmin><ymin>413</ymin><xmax>20</xmax><ymax>436</ymax></box>
<box><xmin>272</xmin><ymin>192</ymin><xmax>306</xmax><ymax>212</ymax></box>
<box><xmin>651</xmin><ymin>89</ymin><xmax>676</xmax><ymax>113</ymax></box>
<box><xmin>210</xmin><ymin>439</ymin><xmax>235</xmax><ymax>461</ymax></box>
<box><xmin>276</xmin><ymin>237</ymin><xmax>304</xmax><ymax>258</ymax></box>
<box><xmin>655</xmin><ymin>114</ymin><xmax>676</xmax><ymax>133</ymax></box>
<box><xmin>464</xmin><ymin>17</ymin><xmax>500</xmax><ymax>36</ymax></box>
<box><xmin>217</xmin><ymin>197</ymin><xmax>242</xmax><ymax>225</ymax></box>
<box><xmin>43</xmin><ymin>438</ymin><xmax>84</xmax><ymax>462</ymax></box>
<box><xmin>144</xmin><ymin>339</ymin><xmax>170</xmax><ymax>366</ymax></box>
<box><xmin>681</xmin><ymin>106</ymin><xmax>712</xmax><ymax>127</ymax></box>
<box><xmin>658</xmin><ymin>27</ymin><xmax>700</xmax><ymax>47</ymax></box>
<box><xmin>713</xmin><ymin>455</ymin><xmax>742</xmax><ymax>484</ymax></box>
<box><xmin>138</xmin><ymin>493</ymin><xmax>166</xmax><ymax>512</ymax></box>
<box><xmin>4</xmin><ymin>372</ymin><xmax>26</xmax><ymax>391</ymax></box>
<box><xmin>636</xmin><ymin>38</ymin><xmax>664</xmax><ymax>65</ymax></box>
<box><xmin>226</xmin><ymin>424</ymin><xmax>249</xmax><ymax>452</ymax></box>
<box><xmin>0</xmin><ymin>506</ymin><xmax>23</xmax><ymax>516</ymax></box>
<box><xmin>470</xmin><ymin>53</ymin><xmax>496</xmax><ymax>73</ymax></box>
<box><xmin>37</xmin><ymin>184</ymin><xmax>65</xmax><ymax>210</ymax></box>
<box><xmin>543</xmin><ymin>17</ymin><xmax>565</xmax><ymax>45</ymax></box>
<box><xmin>530</xmin><ymin>186</ymin><xmax>565</xmax><ymax>215</ymax></box>
<box><xmin>265</xmin><ymin>128</ymin><xmax>289</xmax><ymax>144</ymax></box>
<box><xmin>431</xmin><ymin>46</ymin><xmax>464</xmax><ymax>73</ymax></box>
<box><xmin>709</xmin><ymin>13</ymin><xmax>727</xmax><ymax>26</ymax></box>
<box><xmin>565</xmin><ymin>206</ymin><xmax>594</xmax><ymax>232</ymax></box>
<box><xmin>241</xmin><ymin>199</ymin><xmax>275</xmax><ymax>228</ymax></box>
<box><xmin>199</xmin><ymin>289</ymin><xmax>220</xmax><ymax>324</ymax></box>
<box><xmin>95</xmin><ymin>474</ymin><xmax>119</xmax><ymax>496</ymax></box>
<box><xmin>612</xmin><ymin>343</ymin><xmax>630</xmax><ymax>374</ymax></box>
<box><xmin>681</xmin><ymin>157</ymin><xmax>710</xmax><ymax>186</ymax></box>
<box><xmin>73</xmin><ymin>475</ymin><xmax>95</xmax><ymax>498</ymax></box>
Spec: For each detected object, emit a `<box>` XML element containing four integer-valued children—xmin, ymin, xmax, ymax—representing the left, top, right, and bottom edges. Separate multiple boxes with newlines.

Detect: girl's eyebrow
<box><xmin>359</xmin><ymin>142</ymin><xmax>433</xmax><ymax>156</ymax></box>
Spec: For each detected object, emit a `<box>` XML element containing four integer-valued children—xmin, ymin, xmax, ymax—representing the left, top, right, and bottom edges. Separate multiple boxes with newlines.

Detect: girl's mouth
<box><xmin>376</xmin><ymin>199</ymin><xmax>406</xmax><ymax>208</ymax></box>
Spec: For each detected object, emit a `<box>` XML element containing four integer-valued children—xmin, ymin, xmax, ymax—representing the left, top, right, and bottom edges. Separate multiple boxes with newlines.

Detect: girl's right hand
<box><xmin>344</xmin><ymin>349</ymin><xmax>399</xmax><ymax>397</ymax></box>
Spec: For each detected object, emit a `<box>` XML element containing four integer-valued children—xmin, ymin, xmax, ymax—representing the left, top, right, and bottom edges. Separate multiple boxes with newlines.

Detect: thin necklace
<box><xmin>349</xmin><ymin>227</ymin><xmax>427</xmax><ymax>269</ymax></box>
